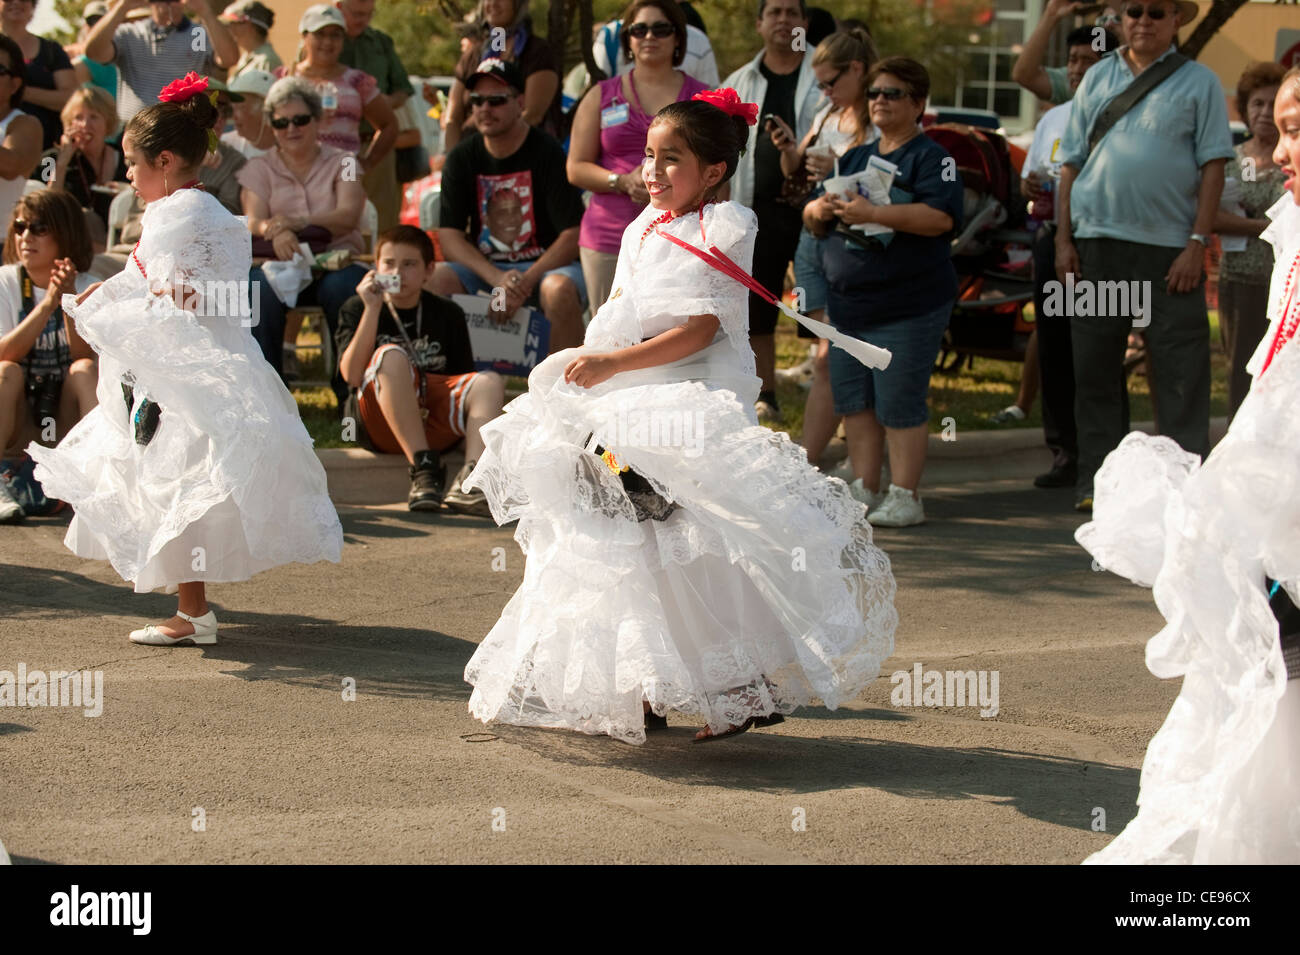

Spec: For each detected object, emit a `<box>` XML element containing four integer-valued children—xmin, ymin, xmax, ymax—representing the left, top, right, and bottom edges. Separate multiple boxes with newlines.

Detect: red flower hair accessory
<box><xmin>158</xmin><ymin>72</ymin><xmax>210</xmax><ymax>103</ymax></box>
<box><xmin>691</xmin><ymin>88</ymin><xmax>759</xmax><ymax>126</ymax></box>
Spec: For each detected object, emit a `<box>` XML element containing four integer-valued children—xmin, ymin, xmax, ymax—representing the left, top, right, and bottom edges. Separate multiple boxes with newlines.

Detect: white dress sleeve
<box><xmin>632</xmin><ymin>200</ymin><xmax>757</xmax><ymax>358</ymax></box>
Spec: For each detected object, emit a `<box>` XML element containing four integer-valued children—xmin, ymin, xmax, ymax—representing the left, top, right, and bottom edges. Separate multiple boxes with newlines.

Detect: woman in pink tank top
<box><xmin>566</xmin><ymin>0</ymin><xmax>709</xmax><ymax>312</ymax></box>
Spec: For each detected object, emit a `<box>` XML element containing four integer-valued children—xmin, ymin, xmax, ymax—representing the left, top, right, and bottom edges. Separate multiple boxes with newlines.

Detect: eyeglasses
<box><xmin>817</xmin><ymin>69</ymin><xmax>845</xmax><ymax>92</ymax></box>
<box><xmin>867</xmin><ymin>87</ymin><xmax>908</xmax><ymax>101</ymax></box>
<box><xmin>469</xmin><ymin>93</ymin><xmax>511</xmax><ymax>108</ymax></box>
<box><xmin>627</xmin><ymin>21</ymin><xmax>675</xmax><ymax>40</ymax></box>
<box><xmin>270</xmin><ymin>114</ymin><xmax>313</xmax><ymax>129</ymax></box>
<box><xmin>85</xmin><ymin>14</ymin><xmax>103</xmax><ymax>26</ymax></box>
<box><xmin>1124</xmin><ymin>4</ymin><xmax>1169</xmax><ymax>20</ymax></box>
<box><xmin>13</xmin><ymin>220</ymin><xmax>51</xmax><ymax>238</ymax></box>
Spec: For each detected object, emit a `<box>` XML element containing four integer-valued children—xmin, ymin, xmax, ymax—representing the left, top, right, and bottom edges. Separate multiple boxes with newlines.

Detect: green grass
<box><xmin>295</xmin><ymin>310</ymin><xmax>1231</xmax><ymax>449</ymax></box>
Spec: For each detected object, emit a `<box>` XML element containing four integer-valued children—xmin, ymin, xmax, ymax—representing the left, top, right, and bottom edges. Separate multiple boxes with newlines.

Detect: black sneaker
<box><xmin>442</xmin><ymin>461</ymin><xmax>491</xmax><ymax>516</ymax></box>
<box><xmin>1034</xmin><ymin>460</ymin><xmax>1078</xmax><ymax>489</ymax></box>
<box><xmin>408</xmin><ymin>450</ymin><xmax>445</xmax><ymax>511</ymax></box>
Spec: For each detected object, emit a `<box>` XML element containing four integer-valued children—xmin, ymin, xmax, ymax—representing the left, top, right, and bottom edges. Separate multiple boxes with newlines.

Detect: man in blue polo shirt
<box><xmin>1054</xmin><ymin>0</ymin><xmax>1232</xmax><ymax>512</ymax></box>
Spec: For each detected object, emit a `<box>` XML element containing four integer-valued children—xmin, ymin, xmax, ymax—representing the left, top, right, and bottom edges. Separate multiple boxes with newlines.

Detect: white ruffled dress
<box><xmin>1076</xmin><ymin>195</ymin><xmax>1300</xmax><ymax>863</ymax></box>
<box><xmin>462</xmin><ymin>201</ymin><xmax>898</xmax><ymax>744</ymax></box>
<box><xmin>29</xmin><ymin>188</ymin><xmax>343</xmax><ymax>592</ymax></box>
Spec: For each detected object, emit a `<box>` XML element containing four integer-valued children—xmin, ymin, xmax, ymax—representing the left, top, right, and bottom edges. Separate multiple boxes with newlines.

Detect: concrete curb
<box><xmin>318</xmin><ymin>418</ymin><xmax>1230</xmax><ymax>506</ymax></box>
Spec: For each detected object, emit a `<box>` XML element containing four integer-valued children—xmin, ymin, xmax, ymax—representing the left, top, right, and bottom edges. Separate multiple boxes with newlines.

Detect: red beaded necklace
<box><xmin>1261</xmin><ymin>247</ymin><xmax>1300</xmax><ymax>377</ymax></box>
<box><xmin>131</xmin><ymin>180</ymin><xmax>204</xmax><ymax>276</ymax></box>
<box><xmin>639</xmin><ymin>196</ymin><xmax>717</xmax><ymax>247</ymax></box>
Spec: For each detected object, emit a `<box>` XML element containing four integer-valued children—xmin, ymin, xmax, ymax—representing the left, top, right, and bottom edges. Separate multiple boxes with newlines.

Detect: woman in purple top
<box><xmin>566</xmin><ymin>0</ymin><xmax>708</xmax><ymax>311</ymax></box>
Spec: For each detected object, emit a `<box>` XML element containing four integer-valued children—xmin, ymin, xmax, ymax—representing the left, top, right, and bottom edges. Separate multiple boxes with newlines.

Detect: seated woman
<box><xmin>239</xmin><ymin>76</ymin><xmax>367</xmax><ymax>398</ymax></box>
<box><xmin>0</xmin><ymin>190</ymin><xmax>97</xmax><ymax>522</ymax></box>
<box><xmin>41</xmin><ymin>85</ymin><xmax>127</xmax><ymax>245</ymax></box>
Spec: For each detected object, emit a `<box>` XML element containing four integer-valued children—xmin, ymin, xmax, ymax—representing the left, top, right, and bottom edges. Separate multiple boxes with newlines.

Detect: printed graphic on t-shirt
<box><xmin>476</xmin><ymin>172</ymin><xmax>540</xmax><ymax>262</ymax></box>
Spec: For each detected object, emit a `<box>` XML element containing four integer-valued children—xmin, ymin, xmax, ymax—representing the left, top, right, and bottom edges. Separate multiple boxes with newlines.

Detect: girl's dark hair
<box><xmin>3</xmin><ymin>190</ymin><xmax>95</xmax><ymax>273</ymax></box>
<box><xmin>620</xmin><ymin>0</ymin><xmax>689</xmax><ymax>68</ymax></box>
<box><xmin>123</xmin><ymin>88</ymin><xmax>220</xmax><ymax>168</ymax></box>
<box><xmin>652</xmin><ymin>100</ymin><xmax>749</xmax><ymax>187</ymax></box>
<box><xmin>0</xmin><ymin>35</ymin><xmax>26</xmax><ymax>111</ymax></box>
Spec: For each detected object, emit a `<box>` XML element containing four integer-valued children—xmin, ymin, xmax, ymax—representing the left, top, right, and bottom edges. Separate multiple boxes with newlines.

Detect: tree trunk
<box><xmin>1180</xmin><ymin>0</ymin><xmax>1252</xmax><ymax>60</ymax></box>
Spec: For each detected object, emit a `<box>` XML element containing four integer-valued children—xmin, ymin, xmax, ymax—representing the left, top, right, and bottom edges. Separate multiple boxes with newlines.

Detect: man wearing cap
<box><xmin>432</xmin><ymin>59</ymin><xmax>587</xmax><ymax>353</ymax></box>
<box><xmin>336</xmin><ymin>0</ymin><xmax>413</xmax><ymax>234</ymax></box>
<box><xmin>67</xmin><ymin>3</ymin><xmax>120</xmax><ymax>98</ymax></box>
<box><xmin>83</xmin><ymin>0</ymin><xmax>240</xmax><ymax>126</ymax></box>
<box><xmin>221</xmin><ymin>67</ymin><xmax>275</xmax><ymax>158</ymax></box>
<box><xmin>1054</xmin><ymin>0</ymin><xmax>1233</xmax><ymax>512</ymax></box>
<box><xmin>198</xmin><ymin>76</ymin><xmax>247</xmax><ymax>213</ymax></box>
<box><xmin>219</xmin><ymin>0</ymin><xmax>280</xmax><ymax>78</ymax></box>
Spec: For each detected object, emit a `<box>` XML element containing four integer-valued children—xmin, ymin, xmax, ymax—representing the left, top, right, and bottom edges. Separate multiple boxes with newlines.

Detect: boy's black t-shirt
<box><xmin>335</xmin><ymin>290</ymin><xmax>476</xmax><ymax>376</ymax></box>
<box><xmin>438</xmin><ymin>125</ymin><xmax>584</xmax><ymax>264</ymax></box>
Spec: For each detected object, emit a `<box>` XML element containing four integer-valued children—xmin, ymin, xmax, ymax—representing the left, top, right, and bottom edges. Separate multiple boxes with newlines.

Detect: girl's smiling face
<box><xmin>1275</xmin><ymin>83</ymin><xmax>1300</xmax><ymax>205</ymax></box>
<box><xmin>643</xmin><ymin>120</ymin><xmax>725</xmax><ymax>214</ymax></box>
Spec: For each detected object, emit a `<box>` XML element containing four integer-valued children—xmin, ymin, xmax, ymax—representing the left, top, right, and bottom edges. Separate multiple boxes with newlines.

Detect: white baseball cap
<box><xmin>298</xmin><ymin>4</ymin><xmax>346</xmax><ymax>34</ymax></box>
<box><xmin>228</xmin><ymin>69</ymin><xmax>275</xmax><ymax>100</ymax></box>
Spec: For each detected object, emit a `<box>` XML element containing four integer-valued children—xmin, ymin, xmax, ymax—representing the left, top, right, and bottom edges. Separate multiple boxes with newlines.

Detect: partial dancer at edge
<box><xmin>1076</xmin><ymin>68</ymin><xmax>1300</xmax><ymax>863</ymax></box>
<box><xmin>30</xmin><ymin>73</ymin><xmax>342</xmax><ymax>645</ymax></box>
<box><xmin>462</xmin><ymin>89</ymin><xmax>899</xmax><ymax>744</ymax></box>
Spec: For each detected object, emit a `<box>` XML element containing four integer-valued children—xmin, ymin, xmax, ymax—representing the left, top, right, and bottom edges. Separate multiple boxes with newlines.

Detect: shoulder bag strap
<box><xmin>1086</xmin><ymin>52</ymin><xmax>1187</xmax><ymax>156</ymax></box>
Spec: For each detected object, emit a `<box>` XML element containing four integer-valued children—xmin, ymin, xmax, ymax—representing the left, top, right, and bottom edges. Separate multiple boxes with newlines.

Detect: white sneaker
<box><xmin>867</xmin><ymin>484</ymin><xmax>925</xmax><ymax>527</ymax></box>
<box><xmin>0</xmin><ymin>478</ymin><xmax>23</xmax><ymax>524</ymax></box>
<box><xmin>848</xmin><ymin>478</ymin><xmax>884</xmax><ymax>511</ymax></box>
<box><xmin>129</xmin><ymin>610</ymin><xmax>218</xmax><ymax>646</ymax></box>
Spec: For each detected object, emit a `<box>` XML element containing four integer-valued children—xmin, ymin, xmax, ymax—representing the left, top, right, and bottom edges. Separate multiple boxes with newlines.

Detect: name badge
<box><xmin>600</xmin><ymin>103</ymin><xmax>630</xmax><ymax>129</ymax></box>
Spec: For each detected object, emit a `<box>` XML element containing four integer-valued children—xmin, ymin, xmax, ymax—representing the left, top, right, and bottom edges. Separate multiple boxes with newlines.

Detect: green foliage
<box><xmin>48</xmin><ymin>0</ymin><xmax>86</xmax><ymax>45</ymax></box>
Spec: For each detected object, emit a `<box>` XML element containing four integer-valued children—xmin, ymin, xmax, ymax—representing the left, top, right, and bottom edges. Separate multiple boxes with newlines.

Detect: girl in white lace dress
<box><xmin>29</xmin><ymin>74</ymin><xmax>343</xmax><ymax>646</ymax></box>
<box><xmin>462</xmin><ymin>89</ymin><xmax>898</xmax><ymax>744</ymax></box>
<box><xmin>1075</xmin><ymin>73</ymin><xmax>1300</xmax><ymax>863</ymax></box>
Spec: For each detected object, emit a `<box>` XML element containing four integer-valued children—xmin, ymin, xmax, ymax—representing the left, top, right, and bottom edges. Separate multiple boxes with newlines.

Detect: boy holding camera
<box><xmin>336</xmin><ymin>225</ymin><xmax>505</xmax><ymax>514</ymax></box>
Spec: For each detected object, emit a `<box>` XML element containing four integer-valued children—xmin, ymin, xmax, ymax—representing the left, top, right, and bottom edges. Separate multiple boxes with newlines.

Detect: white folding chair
<box><xmin>419</xmin><ymin>189</ymin><xmax>441</xmax><ymax>232</ymax></box>
<box><xmin>104</xmin><ymin>187</ymin><xmax>136</xmax><ymax>250</ymax></box>
<box><xmin>361</xmin><ymin>199</ymin><xmax>378</xmax><ymax>255</ymax></box>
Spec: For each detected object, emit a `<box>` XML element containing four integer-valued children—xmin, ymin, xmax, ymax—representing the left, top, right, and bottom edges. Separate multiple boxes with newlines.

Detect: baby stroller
<box><xmin>924</xmin><ymin>122</ymin><xmax>1036</xmax><ymax>371</ymax></box>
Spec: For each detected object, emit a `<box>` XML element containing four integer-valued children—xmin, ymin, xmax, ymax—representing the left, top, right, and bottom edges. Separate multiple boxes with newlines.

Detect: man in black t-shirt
<box><xmin>431</xmin><ymin>58</ymin><xmax>587</xmax><ymax>353</ymax></box>
<box><xmin>338</xmin><ymin>226</ymin><xmax>505</xmax><ymax>514</ymax></box>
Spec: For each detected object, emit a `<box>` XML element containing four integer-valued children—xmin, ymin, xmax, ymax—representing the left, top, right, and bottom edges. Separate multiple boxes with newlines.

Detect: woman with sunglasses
<box><xmin>567</xmin><ymin>0</ymin><xmax>708</xmax><ymax>311</ymax></box>
<box><xmin>0</xmin><ymin>0</ymin><xmax>76</xmax><ymax>151</ymax></box>
<box><xmin>442</xmin><ymin>0</ymin><xmax>561</xmax><ymax>152</ymax></box>
<box><xmin>0</xmin><ymin>35</ymin><xmax>41</xmax><ymax>227</ymax></box>
<box><xmin>239</xmin><ymin>75</ymin><xmax>367</xmax><ymax>388</ymax></box>
<box><xmin>27</xmin><ymin>73</ymin><xmax>342</xmax><ymax>641</ymax></box>
<box><xmin>803</xmin><ymin>56</ymin><xmax>964</xmax><ymax>528</ymax></box>
<box><xmin>767</xmin><ymin>27</ymin><xmax>877</xmax><ymax>474</ymax></box>
<box><xmin>0</xmin><ymin>190</ymin><xmax>96</xmax><ymax>523</ymax></box>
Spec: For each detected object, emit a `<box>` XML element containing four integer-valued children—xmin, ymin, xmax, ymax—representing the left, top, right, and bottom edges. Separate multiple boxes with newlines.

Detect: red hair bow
<box><xmin>158</xmin><ymin>72</ymin><xmax>210</xmax><ymax>103</ymax></box>
<box><xmin>691</xmin><ymin>88</ymin><xmax>759</xmax><ymax>126</ymax></box>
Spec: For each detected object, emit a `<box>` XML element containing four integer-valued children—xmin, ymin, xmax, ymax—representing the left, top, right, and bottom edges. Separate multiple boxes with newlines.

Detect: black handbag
<box><xmin>591</xmin><ymin>442</ymin><xmax>677</xmax><ymax>523</ymax></box>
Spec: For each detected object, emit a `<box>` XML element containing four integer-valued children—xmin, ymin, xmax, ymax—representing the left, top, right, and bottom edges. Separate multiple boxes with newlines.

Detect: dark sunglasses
<box><xmin>867</xmin><ymin>87</ymin><xmax>908</xmax><ymax>101</ymax></box>
<box><xmin>469</xmin><ymin>93</ymin><xmax>511</xmax><ymax>108</ymax></box>
<box><xmin>85</xmin><ymin>14</ymin><xmax>103</xmax><ymax>26</ymax></box>
<box><xmin>627</xmin><ymin>21</ymin><xmax>675</xmax><ymax>40</ymax></box>
<box><xmin>270</xmin><ymin>114</ymin><xmax>313</xmax><ymax>129</ymax></box>
<box><xmin>817</xmin><ymin>69</ymin><xmax>845</xmax><ymax>92</ymax></box>
<box><xmin>1124</xmin><ymin>4</ymin><xmax>1169</xmax><ymax>19</ymax></box>
<box><xmin>13</xmin><ymin>219</ymin><xmax>51</xmax><ymax>238</ymax></box>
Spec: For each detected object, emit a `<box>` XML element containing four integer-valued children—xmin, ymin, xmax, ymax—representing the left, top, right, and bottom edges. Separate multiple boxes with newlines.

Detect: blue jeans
<box><xmin>251</xmin><ymin>263</ymin><xmax>368</xmax><ymax>406</ymax></box>
<box><xmin>829</xmin><ymin>302</ymin><xmax>952</xmax><ymax>428</ymax></box>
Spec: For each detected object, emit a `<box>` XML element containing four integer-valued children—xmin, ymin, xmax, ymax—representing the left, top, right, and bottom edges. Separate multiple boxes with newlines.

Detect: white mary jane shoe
<box><xmin>129</xmin><ymin>610</ymin><xmax>219</xmax><ymax>646</ymax></box>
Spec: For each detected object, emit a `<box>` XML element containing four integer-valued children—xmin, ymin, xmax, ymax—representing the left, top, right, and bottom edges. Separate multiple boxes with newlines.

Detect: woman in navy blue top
<box><xmin>803</xmin><ymin>55</ymin><xmax>963</xmax><ymax>528</ymax></box>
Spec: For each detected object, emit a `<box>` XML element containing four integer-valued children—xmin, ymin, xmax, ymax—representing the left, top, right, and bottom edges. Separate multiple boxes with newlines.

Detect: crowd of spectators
<box><xmin>0</xmin><ymin>0</ymin><xmax>1288</xmax><ymax>523</ymax></box>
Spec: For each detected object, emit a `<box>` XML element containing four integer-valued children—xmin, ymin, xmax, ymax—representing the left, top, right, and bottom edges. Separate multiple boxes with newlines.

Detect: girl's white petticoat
<box><xmin>29</xmin><ymin>189</ymin><xmax>342</xmax><ymax>592</ymax></box>
<box><xmin>462</xmin><ymin>201</ymin><xmax>898</xmax><ymax>744</ymax></box>
<box><xmin>1076</xmin><ymin>195</ymin><xmax>1300</xmax><ymax>863</ymax></box>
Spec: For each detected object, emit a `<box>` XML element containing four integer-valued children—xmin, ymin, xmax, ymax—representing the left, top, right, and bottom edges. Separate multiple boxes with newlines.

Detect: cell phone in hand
<box><xmin>374</xmin><ymin>272</ymin><xmax>401</xmax><ymax>293</ymax></box>
<box><xmin>763</xmin><ymin>114</ymin><xmax>780</xmax><ymax>129</ymax></box>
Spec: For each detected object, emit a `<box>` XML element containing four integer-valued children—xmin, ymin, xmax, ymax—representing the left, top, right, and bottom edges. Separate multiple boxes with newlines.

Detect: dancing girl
<box><xmin>30</xmin><ymin>73</ymin><xmax>343</xmax><ymax>646</ymax></box>
<box><xmin>463</xmin><ymin>88</ymin><xmax>899</xmax><ymax>744</ymax></box>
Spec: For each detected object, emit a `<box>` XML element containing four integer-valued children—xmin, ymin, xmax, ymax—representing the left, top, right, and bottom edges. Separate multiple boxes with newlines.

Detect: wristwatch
<box><xmin>607</xmin><ymin>171</ymin><xmax>620</xmax><ymax>193</ymax></box>
<box><xmin>1189</xmin><ymin>233</ymin><xmax>1210</xmax><ymax>246</ymax></box>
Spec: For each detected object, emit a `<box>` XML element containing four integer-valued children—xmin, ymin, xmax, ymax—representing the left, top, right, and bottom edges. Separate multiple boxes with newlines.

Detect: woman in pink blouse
<box><xmin>565</xmin><ymin>0</ymin><xmax>708</xmax><ymax>311</ymax></box>
<box><xmin>275</xmin><ymin>3</ymin><xmax>396</xmax><ymax>172</ymax></box>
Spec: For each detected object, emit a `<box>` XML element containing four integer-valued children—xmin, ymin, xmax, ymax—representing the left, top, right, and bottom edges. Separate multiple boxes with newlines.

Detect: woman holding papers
<box><xmin>804</xmin><ymin>56</ymin><xmax>964</xmax><ymax>528</ymax></box>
